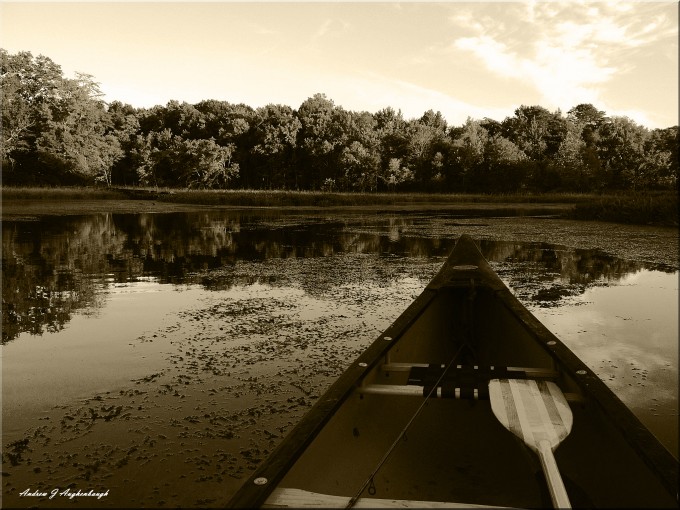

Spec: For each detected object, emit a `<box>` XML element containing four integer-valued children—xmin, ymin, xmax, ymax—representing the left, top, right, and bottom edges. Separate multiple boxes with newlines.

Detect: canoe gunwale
<box><xmin>226</xmin><ymin>235</ymin><xmax>679</xmax><ymax>508</ymax></box>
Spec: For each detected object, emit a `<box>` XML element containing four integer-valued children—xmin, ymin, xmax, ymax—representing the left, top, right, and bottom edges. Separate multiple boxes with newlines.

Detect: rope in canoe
<box><xmin>346</xmin><ymin>278</ymin><xmax>478</xmax><ymax>508</ymax></box>
<box><xmin>345</xmin><ymin>342</ymin><xmax>467</xmax><ymax>509</ymax></box>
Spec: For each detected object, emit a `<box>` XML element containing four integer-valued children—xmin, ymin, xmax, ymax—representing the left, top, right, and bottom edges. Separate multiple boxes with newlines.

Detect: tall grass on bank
<box><xmin>2</xmin><ymin>186</ymin><xmax>677</xmax><ymax>226</ymax></box>
<box><xmin>0</xmin><ymin>186</ymin><xmax>592</xmax><ymax>206</ymax></box>
<box><xmin>162</xmin><ymin>189</ymin><xmax>595</xmax><ymax>207</ymax></box>
<box><xmin>1</xmin><ymin>186</ymin><xmax>128</xmax><ymax>201</ymax></box>
<box><xmin>568</xmin><ymin>192</ymin><xmax>678</xmax><ymax>227</ymax></box>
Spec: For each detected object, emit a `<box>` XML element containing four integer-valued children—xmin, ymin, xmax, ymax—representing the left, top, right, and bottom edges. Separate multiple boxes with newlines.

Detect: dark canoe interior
<box><xmin>229</xmin><ymin>235</ymin><xmax>678</xmax><ymax>509</ymax></box>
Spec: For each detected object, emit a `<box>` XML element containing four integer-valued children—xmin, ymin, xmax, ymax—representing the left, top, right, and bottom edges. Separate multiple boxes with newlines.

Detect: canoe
<box><xmin>227</xmin><ymin>234</ymin><xmax>678</xmax><ymax>508</ymax></box>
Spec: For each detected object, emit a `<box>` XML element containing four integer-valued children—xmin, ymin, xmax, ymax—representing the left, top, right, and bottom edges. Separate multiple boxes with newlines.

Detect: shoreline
<box><xmin>1</xmin><ymin>187</ymin><xmax>677</xmax><ymax>226</ymax></box>
<box><xmin>0</xmin><ymin>199</ymin><xmax>573</xmax><ymax>217</ymax></box>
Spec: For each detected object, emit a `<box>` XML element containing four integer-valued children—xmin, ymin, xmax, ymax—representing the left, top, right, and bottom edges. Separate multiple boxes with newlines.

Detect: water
<box><xmin>1</xmin><ymin>209</ymin><xmax>678</xmax><ymax>507</ymax></box>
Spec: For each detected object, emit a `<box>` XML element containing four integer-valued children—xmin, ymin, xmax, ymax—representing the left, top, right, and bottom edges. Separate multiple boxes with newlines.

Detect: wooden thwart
<box><xmin>489</xmin><ymin>378</ymin><xmax>573</xmax><ymax>509</ymax></box>
<box><xmin>382</xmin><ymin>363</ymin><xmax>559</xmax><ymax>379</ymax></box>
<box><xmin>263</xmin><ymin>488</ymin><xmax>514</xmax><ymax>508</ymax></box>
<box><xmin>367</xmin><ymin>364</ymin><xmax>563</xmax><ymax>401</ymax></box>
<box><xmin>358</xmin><ymin>383</ymin><xmax>581</xmax><ymax>403</ymax></box>
<box><xmin>360</xmin><ymin>383</ymin><xmax>484</xmax><ymax>399</ymax></box>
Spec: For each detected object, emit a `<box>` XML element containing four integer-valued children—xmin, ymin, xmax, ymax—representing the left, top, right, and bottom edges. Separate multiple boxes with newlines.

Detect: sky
<box><xmin>1</xmin><ymin>1</ymin><xmax>678</xmax><ymax>128</ymax></box>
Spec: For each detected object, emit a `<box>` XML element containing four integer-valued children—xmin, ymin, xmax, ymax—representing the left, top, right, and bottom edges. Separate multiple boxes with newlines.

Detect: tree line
<box><xmin>2</xmin><ymin>49</ymin><xmax>678</xmax><ymax>193</ymax></box>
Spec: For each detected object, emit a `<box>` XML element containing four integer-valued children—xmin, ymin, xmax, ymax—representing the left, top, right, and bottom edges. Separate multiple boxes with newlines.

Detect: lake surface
<box><xmin>1</xmin><ymin>208</ymin><xmax>678</xmax><ymax>507</ymax></box>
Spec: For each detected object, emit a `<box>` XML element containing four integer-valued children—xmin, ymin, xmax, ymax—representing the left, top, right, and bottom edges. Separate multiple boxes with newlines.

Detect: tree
<box><xmin>1</xmin><ymin>50</ymin><xmax>124</xmax><ymax>185</ymax></box>
<box><xmin>194</xmin><ymin>100</ymin><xmax>254</xmax><ymax>145</ymax></box>
<box><xmin>450</xmin><ymin>118</ymin><xmax>488</xmax><ymax>190</ymax></box>
<box><xmin>296</xmin><ymin>93</ymin><xmax>350</xmax><ymax>189</ymax></box>
<box><xmin>484</xmin><ymin>135</ymin><xmax>528</xmax><ymax>191</ymax></box>
<box><xmin>107</xmin><ymin>101</ymin><xmax>142</xmax><ymax>185</ymax></box>
<box><xmin>374</xmin><ymin>107</ymin><xmax>409</xmax><ymax>188</ymax></box>
<box><xmin>419</xmin><ymin>109</ymin><xmax>448</xmax><ymax>131</ymax></box>
<box><xmin>567</xmin><ymin>103</ymin><xmax>607</xmax><ymax>147</ymax></box>
<box><xmin>404</xmin><ymin>112</ymin><xmax>449</xmax><ymax>189</ymax></box>
<box><xmin>479</xmin><ymin>117</ymin><xmax>502</xmax><ymax>137</ymax></box>
<box><xmin>430</xmin><ymin>151</ymin><xmax>446</xmax><ymax>186</ymax></box>
<box><xmin>554</xmin><ymin>120</ymin><xmax>589</xmax><ymax>190</ymax></box>
<box><xmin>175</xmin><ymin>138</ymin><xmax>239</xmax><ymax>189</ymax></box>
<box><xmin>499</xmin><ymin>106</ymin><xmax>570</xmax><ymax>190</ymax></box>
<box><xmin>250</xmin><ymin>104</ymin><xmax>301</xmax><ymax>188</ymax></box>
<box><xmin>381</xmin><ymin>157</ymin><xmax>414</xmax><ymax>190</ymax></box>
<box><xmin>132</xmin><ymin>129</ymin><xmax>175</xmax><ymax>187</ymax></box>
<box><xmin>646</xmin><ymin>127</ymin><xmax>678</xmax><ymax>189</ymax></box>
<box><xmin>34</xmin><ymin>73</ymin><xmax>123</xmax><ymax>185</ymax></box>
<box><xmin>161</xmin><ymin>100</ymin><xmax>205</xmax><ymax>139</ymax></box>
<box><xmin>137</xmin><ymin>101</ymin><xmax>205</xmax><ymax>139</ymax></box>
<box><xmin>4</xmin><ymin>48</ymin><xmax>678</xmax><ymax>193</ymax></box>
<box><xmin>339</xmin><ymin>140</ymin><xmax>380</xmax><ymax>192</ymax></box>
<box><xmin>596</xmin><ymin>116</ymin><xmax>648</xmax><ymax>189</ymax></box>
<box><xmin>1</xmin><ymin>50</ymin><xmax>63</xmax><ymax>174</ymax></box>
<box><xmin>504</xmin><ymin>105</ymin><xmax>568</xmax><ymax>161</ymax></box>
<box><xmin>129</xmin><ymin>130</ymin><xmax>239</xmax><ymax>189</ymax></box>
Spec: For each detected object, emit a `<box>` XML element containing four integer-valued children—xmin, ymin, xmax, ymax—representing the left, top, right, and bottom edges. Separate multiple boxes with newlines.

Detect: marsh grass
<box><xmin>157</xmin><ymin>189</ymin><xmax>593</xmax><ymax>207</ymax></box>
<box><xmin>568</xmin><ymin>192</ymin><xmax>679</xmax><ymax>227</ymax></box>
<box><xmin>1</xmin><ymin>186</ymin><xmax>591</xmax><ymax>206</ymax></box>
<box><xmin>2</xmin><ymin>186</ymin><xmax>677</xmax><ymax>226</ymax></box>
<box><xmin>1</xmin><ymin>186</ymin><xmax>128</xmax><ymax>201</ymax></box>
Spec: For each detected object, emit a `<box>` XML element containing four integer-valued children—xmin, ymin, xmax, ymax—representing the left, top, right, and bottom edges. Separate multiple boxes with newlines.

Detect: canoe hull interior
<box><xmin>227</xmin><ymin>235</ymin><xmax>679</xmax><ymax>508</ymax></box>
<box><xmin>272</xmin><ymin>286</ymin><xmax>677</xmax><ymax>508</ymax></box>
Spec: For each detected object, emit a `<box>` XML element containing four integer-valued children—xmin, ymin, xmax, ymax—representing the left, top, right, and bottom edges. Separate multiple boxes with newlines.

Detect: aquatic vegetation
<box><xmin>568</xmin><ymin>192</ymin><xmax>678</xmax><ymax>226</ymax></box>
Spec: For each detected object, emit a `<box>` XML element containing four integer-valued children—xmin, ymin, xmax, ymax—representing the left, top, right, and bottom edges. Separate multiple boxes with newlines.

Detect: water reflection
<box><xmin>2</xmin><ymin>211</ymin><xmax>674</xmax><ymax>344</ymax></box>
<box><xmin>530</xmin><ymin>269</ymin><xmax>679</xmax><ymax>455</ymax></box>
<box><xmin>1</xmin><ymin>210</ymin><xmax>678</xmax><ymax>471</ymax></box>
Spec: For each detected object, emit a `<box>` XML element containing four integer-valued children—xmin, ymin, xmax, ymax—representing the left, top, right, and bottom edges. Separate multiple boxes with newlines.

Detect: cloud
<box><xmin>605</xmin><ymin>107</ymin><xmax>655</xmax><ymax>128</ymax></box>
<box><xmin>313</xmin><ymin>19</ymin><xmax>334</xmax><ymax>40</ymax></box>
<box><xmin>311</xmin><ymin>18</ymin><xmax>351</xmax><ymax>42</ymax></box>
<box><xmin>453</xmin><ymin>33</ymin><xmax>610</xmax><ymax>109</ymax></box>
<box><xmin>455</xmin><ymin>36</ymin><xmax>519</xmax><ymax>79</ymax></box>
<box><xmin>387</xmin><ymin>79</ymin><xmax>514</xmax><ymax>124</ymax></box>
<box><xmin>323</xmin><ymin>72</ymin><xmax>514</xmax><ymax>126</ymax></box>
<box><xmin>450</xmin><ymin>2</ymin><xmax>677</xmax><ymax>116</ymax></box>
<box><xmin>247</xmin><ymin>23</ymin><xmax>279</xmax><ymax>37</ymax></box>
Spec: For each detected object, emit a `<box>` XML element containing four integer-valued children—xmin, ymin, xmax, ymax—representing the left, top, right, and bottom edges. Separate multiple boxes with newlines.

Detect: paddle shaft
<box><xmin>537</xmin><ymin>439</ymin><xmax>571</xmax><ymax>509</ymax></box>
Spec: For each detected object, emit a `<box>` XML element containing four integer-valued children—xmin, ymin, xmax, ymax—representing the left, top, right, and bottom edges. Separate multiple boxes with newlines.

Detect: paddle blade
<box><xmin>489</xmin><ymin>378</ymin><xmax>573</xmax><ymax>453</ymax></box>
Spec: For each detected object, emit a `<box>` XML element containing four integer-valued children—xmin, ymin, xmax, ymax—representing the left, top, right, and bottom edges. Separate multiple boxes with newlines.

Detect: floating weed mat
<box><xmin>1</xmin><ymin>253</ymin><xmax>440</xmax><ymax>508</ymax></box>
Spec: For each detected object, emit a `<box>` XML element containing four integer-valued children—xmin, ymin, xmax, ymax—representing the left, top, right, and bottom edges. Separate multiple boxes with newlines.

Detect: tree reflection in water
<box><xmin>2</xmin><ymin>211</ymin><xmax>676</xmax><ymax>344</ymax></box>
<box><xmin>2</xmin><ymin>212</ymin><xmax>676</xmax><ymax>343</ymax></box>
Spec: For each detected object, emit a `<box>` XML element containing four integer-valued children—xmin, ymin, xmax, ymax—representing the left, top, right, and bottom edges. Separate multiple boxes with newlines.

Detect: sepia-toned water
<box><xmin>2</xmin><ymin>208</ymin><xmax>678</xmax><ymax>507</ymax></box>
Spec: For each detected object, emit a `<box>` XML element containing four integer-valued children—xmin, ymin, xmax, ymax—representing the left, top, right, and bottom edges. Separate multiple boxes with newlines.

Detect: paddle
<box><xmin>489</xmin><ymin>378</ymin><xmax>573</xmax><ymax>509</ymax></box>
